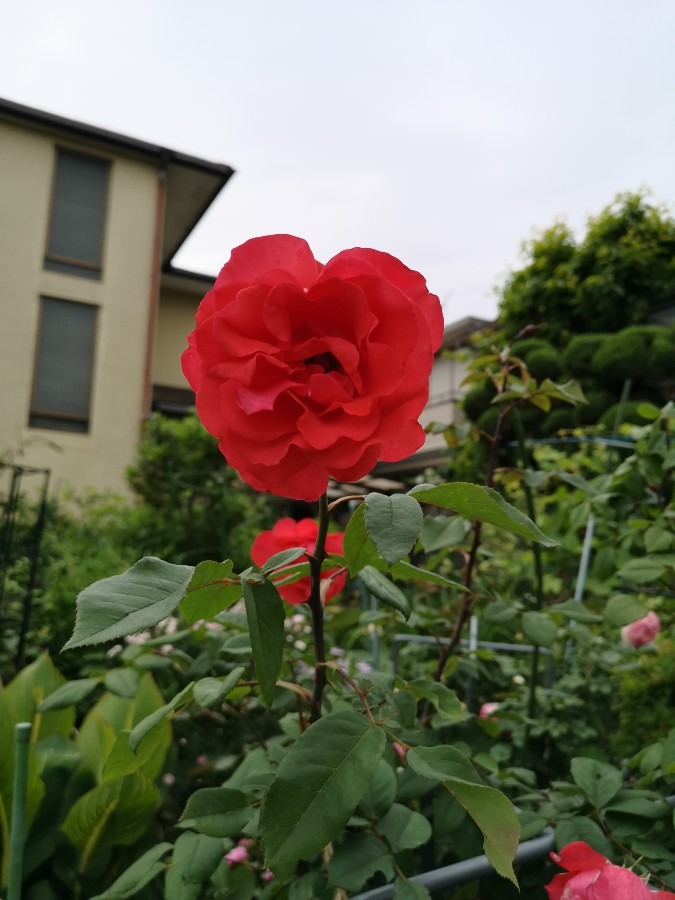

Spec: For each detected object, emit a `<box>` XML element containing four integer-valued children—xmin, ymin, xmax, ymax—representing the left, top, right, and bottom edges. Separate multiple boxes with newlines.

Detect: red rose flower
<box><xmin>621</xmin><ymin>611</ymin><xmax>660</xmax><ymax>648</ymax></box>
<box><xmin>545</xmin><ymin>842</ymin><xmax>675</xmax><ymax>900</ymax></box>
<box><xmin>250</xmin><ymin>518</ymin><xmax>346</xmax><ymax>605</ymax></box>
<box><xmin>182</xmin><ymin>235</ymin><xmax>443</xmax><ymax>500</ymax></box>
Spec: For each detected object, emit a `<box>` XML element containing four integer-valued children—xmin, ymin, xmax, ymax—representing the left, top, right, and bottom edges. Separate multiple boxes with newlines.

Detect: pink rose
<box><xmin>251</xmin><ymin>518</ymin><xmax>346</xmax><ymax>605</ymax></box>
<box><xmin>545</xmin><ymin>842</ymin><xmax>675</xmax><ymax>900</ymax></box>
<box><xmin>182</xmin><ymin>235</ymin><xmax>443</xmax><ymax>500</ymax></box>
<box><xmin>479</xmin><ymin>702</ymin><xmax>500</xmax><ymax>719</ymax></box>
<box><xmin>621</xmin><ymin>611</ymin><xmax>660</xmax><ymax>648</ymax></box>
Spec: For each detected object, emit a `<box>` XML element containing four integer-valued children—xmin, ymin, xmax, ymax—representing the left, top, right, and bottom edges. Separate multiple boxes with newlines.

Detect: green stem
<box><xmin>308</xmin><ymin>493</ymin><xmax>330</xmax><ymax>721</ymax></box>
<box><xmin>8</xmin><ymin>722</ymin><xmax>32</xmax><ymax>900</ymax></box>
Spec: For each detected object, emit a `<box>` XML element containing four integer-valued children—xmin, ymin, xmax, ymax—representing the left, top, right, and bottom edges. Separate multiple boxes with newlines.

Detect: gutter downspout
<box><xmin>140</xmin><ymin>159</ymin><xmax>168</xmax><ymax>423</ymax></box>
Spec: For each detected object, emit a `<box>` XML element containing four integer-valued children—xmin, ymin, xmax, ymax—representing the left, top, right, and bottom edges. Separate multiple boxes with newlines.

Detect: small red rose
<box><xmin>182</xmin><ymin>235</ymin><xmax>443</xmax><ymax>500</ymax></box>
<box><xmin>621</xmin><ymin>611</ymin><xmax>660</xmax><ymax>648</ymax></box>
<box><xmin>251</xmin><ymin>518</ymin><xmax>346</xmax><ymax>605</ymax></box>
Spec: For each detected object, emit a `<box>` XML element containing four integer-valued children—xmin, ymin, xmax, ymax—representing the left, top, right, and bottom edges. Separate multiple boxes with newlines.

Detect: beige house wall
<box><xmin>0</xmin><ymin>121</ymin><xmax>159</xmax><ymax>495</ymax></box>
<box><xmin>153</xmin><ymin>288</ymin><xmax>201</xmax><ymax>389</ymax></box>
<box><xmin>419</xmin><ymin>352</ymin><xmax>471</xmax><ymax>453</ymax></box>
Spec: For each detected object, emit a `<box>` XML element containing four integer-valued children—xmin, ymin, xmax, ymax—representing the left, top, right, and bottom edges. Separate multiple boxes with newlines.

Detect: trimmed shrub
<box><xmin>526</xmin><ymin>347</ymin><xmax>562</xmax><ymax>381</ymax></box>
<box><xmin>593</xmin><ymin>326</ymin><xmax>671</xmax><ymax>386</ymax></box>
<box><xmin>562</xmin><ymin>334</ymin><xmax>609</xmax><ymax>376</ymax></box>
<box><xmin>463</xmin><ymin>380</ymin><xmax>497</xmax><ymax>422</ymax></box>
<box><xmin>575</xmin><ymin>389</ymin><xmax>615</xmax><ymax>425</ymax></box>
<box><xmin>510</xmin><ymin>337</ymin><xmax>552</xmax><ymax>360</ymax></box>
<box><xmin>542</xmin><ymin>408</ymin><xmax>576</xmax><ymax>434</ymax></box>
<box><xmin>598</xmin><ymin>400</ymin><xmax>652</xmax><ymax>430</ymax></box>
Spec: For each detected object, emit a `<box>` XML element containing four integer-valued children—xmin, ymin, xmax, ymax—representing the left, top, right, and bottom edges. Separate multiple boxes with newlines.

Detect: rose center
<box><xmin>304</xmin><ymin>352</ymin><xmax>344</xmax><ymax>375</ymax></box>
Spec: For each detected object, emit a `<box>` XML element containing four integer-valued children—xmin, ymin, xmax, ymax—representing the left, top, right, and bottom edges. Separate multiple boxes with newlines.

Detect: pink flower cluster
<box><xmin>545</xmin><ymin>842</ymin><xmax>675</xmax><ymax>899</ymax></box>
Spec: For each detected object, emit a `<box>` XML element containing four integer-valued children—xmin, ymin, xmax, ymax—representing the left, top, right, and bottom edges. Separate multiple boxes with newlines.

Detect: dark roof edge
<box><xmin>0</xmin><ymin>95</ymin><xmax>235</xmax><ymax>178</ymax></box>
<box><xmin>162</xmin><ymin>264</ymin><xmax>216</xmax><ymax>284</ymax></box>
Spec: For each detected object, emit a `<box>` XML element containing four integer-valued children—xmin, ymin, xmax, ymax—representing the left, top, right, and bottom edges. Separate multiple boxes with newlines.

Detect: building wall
<box><xmin>153</xmin><ymin>287</ymin><xmax>201</xmax><ymax>389</ymax></box>
<box><xmin>0</xmin><ymin>121</ymin><xmax>159</xmax><ymax>494</ymax></box>
<box><xmin>419</xmin><ymin>352</ymin><xmax>471</xmax><ymax>452</ymax></box>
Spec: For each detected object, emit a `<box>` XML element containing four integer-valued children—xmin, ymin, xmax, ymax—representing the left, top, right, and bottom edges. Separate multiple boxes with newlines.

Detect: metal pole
<box><xmin>8</xmin><ymin>721</ymin><xmax>32</xmax><ymax>900</ymax></box>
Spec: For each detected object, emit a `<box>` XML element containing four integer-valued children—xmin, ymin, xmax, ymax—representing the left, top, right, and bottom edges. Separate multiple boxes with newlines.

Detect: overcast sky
<box><xmin>2</xmin><ymin>1</ymin><xmax>674</xmax><ymax>323</ymax></box>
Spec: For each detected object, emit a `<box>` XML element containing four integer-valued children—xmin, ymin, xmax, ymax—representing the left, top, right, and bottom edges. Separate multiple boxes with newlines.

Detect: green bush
<box><xmin>612</xmin><ymin>640</ymin><xmax>675</xmax><ymax>757</ymax></box>
<box><xmin>542</xmin><ymin>408</ymin><xmax>576</xmax><ymax>434</ymax></box>
<box><xmin>463</xmin><ymin>380</ymin><xmax>497</xmax><ymax>422</ymax></box>
<box><xmin>593</xmin><ymin>326</ymin><xmax>674</xmax><ymax>386</ymax></box>
<box><xmin>562</xmin><ymin>334</ymin><xmax>609</xmax><ymax>376</ymax></box>
<box><xmin>525</xmin><ymin>347</ymin><xmax>562</xmax><ymax>381</ymax></box>
<box><xmin>598</xmin><ymin>400</ymin><xmax>652</xmax><ymax>429</ymax></box>
<box><xmin>510</xmin><ymin>337</ymin><xmax>552</xmax><ymax>360</ymax></box>
<box><xmin>575</xmin><ymin>389</ymin><xmax>615</xmax><ymax>425</ymax></box>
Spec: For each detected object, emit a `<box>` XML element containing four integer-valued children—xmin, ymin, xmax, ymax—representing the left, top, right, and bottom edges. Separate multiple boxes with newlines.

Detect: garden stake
<box><xmin>8</xmin><ymin>721</ymin><xmax>32</xmax><ymax>900</ymax></box>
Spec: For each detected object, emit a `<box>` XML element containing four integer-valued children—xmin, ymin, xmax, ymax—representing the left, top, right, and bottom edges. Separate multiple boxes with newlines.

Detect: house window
<box><xmin>44</xmin><ymin>148</ymin><xmax>110</xmax><ymax>279</ymax></box>
<box><xmin>29</xmin><ymin>297</ymin><xmax>98</xmax><ymax>433</ymax></box>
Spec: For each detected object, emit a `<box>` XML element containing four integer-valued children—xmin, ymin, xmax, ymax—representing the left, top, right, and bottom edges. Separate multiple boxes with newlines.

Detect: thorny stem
<box><xmin>433</xmin><ymin>366</ymin><xmax>511</xmax><ymax>683</ymax></box>
<box><xmin>322</xmin><ymin>662</ymin><xmax>377</xmax><ymax>726</ymax></box>
<box><xmin>308</xmin><ymin>493</ymin><xmax>330</xmax><ymax>721</ymax></box>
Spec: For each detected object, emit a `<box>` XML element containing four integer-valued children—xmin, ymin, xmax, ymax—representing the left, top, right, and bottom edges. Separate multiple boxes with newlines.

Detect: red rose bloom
<box><xmin>181</xmin><ymin>235</ymin><xmax>443</xmax><ymax>500</ymax></box>
<box><xmin>250</xmin><ymin>518</ymin><xmax>346</xmax><ymax>605</ymax></box>
<box><xmin>545</xmin><ymin>842</ymin><xmax>675</xmax><ymax>900</ymax></box>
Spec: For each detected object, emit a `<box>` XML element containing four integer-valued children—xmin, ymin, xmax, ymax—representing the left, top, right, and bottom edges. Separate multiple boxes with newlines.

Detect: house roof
<box><xmin>0</xmin><ymin>96</ymin><xmax>235</xmax><ymax>267</ymax></box>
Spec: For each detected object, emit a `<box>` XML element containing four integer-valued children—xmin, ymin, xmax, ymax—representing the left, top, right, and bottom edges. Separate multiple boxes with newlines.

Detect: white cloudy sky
<box><xmin>2</xmin><ymin>1</ymin><xmax>674</xmax><ymax>322</ymax></box>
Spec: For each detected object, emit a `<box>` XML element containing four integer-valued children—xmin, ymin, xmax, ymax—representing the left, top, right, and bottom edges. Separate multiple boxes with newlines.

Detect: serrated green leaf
<box><xmin>521</xmin><ymin>611</ymin><xmax>557</xmax><ymax>647</ymax></box>
<box><xmin>554</xmin><ymin>817</ymin><xmax>612</xmax><ymax>857</ymax></box>
<box><xmin>604</xmin><ymin>594</ymin><xmax>647</xmax><ymax>627</ymax></box>
<box><xmin>242</xmin><ymin>574</ymin><xmax>285</xmax><ymax>708</ymax></box>
<box><xmin>37</xmin><ymin>678</ymin><xmax>101</xmax><ymax>711</ymax></box>
<box><xmin>407</xmin><ymin>746</ymin><xmax>520</xmax><ymax>885</ymax></box>
<box><xmin>90</xmin><ymin>842</ymin><xmax>173</xmax><ymax>899</ymax></box>
<box><xmin>389</xmin><ymin>560</ymin><xmax>467</xmax><ymax>591</ymax></box>
<box><xmin>261</xmin><ymin>547</ymin><xmax>306</xmax><ymax>574</ymax></box>
<box><xmin>344</xmin><ymin>504</ymin><xmax>379</xmax><ymax>576</ymax></box>
<box><xmin>358</xmin><ymin>566</ymin><xmax>411</xmax><ymax>620</ymax></box>
<box><xmin>378</xmin><ymin>803</ymin><xmax>432</xmax><ymax>851</ymax></box>
<box><xmin>364</xmin><ymin>492</ymin><xmax>424</xmax><ymax>566</ymax></box>
<box><xmin>260</xmin><ymin>711</ymin><xmax>385</xmax><ymax>868</ymax></box>
<box><xmin>128</xmin><ymin>682</ymin><xmax>194</xmax><ymax>752</ymax></box>
<box><xmin>180</xmin><ymin>560</ymin><xmax>242</xmax><ymax>625</ymax></box>
<box><xmin>570</xmin><ymin>757</ymin><xmax>623</xmax><ymax>808</ymax></box>
<box><xmin>178</xmin><ymin>787</ymin><xmax>250</xmax><ymax>837</ymax></box>
<box><xmin>408</xmin><ymin>680</ymin><xmax>464</xmax><ymax>721</ymax></box>
<box><xmin>409</xmin><ymin>483</ymin><xmax>557</xmax><ymax>547</ymax></box>
<box><xmin>193</xmin><ymin>668</ymin><xmax>245</xmax><ymax>708</ymax></box>
<box><xmin>327</xmin><ymin>833</ymin><xmax>394</xmax><ymax>891</ymax></box>
<box><xmin>64</xmin><ymin>558</ymin><xmax>194</xmax><ymax>650</ymax></box>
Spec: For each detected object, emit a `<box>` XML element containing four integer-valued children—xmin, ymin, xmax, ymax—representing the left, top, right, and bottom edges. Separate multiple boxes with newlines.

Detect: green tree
<box><xmin>499</xmin><ymin>192</ymin><xmax>675</xmax><ymax>341</ymax></box>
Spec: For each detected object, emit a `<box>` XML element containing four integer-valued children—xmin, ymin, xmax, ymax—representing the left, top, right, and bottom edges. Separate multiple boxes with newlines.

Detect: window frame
<box><xmin>43</xmin><ymin>146</ymin><xmax>111</xmax><ymax>280</ymax></box>
<box><xmin>28</xmin><ymin>296</ymin><xmax>99</xmax><ymax>433</ymax></box>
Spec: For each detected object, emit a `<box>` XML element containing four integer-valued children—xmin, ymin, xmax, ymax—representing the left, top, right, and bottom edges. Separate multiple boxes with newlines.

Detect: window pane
<box><xmin>46</xmin><ymin>149</ymin><xmax>109</xmax><ymax>270</ymax></box>
<box><xmin>30</xmin><ymin>298</ymin><xmax>97</xmax><ymax>431</ymax></box>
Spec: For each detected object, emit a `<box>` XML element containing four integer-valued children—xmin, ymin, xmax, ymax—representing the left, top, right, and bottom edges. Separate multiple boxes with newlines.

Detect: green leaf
<box><xmin>242</xmin><ymin>573</ymin><xmax>285</xmax><ymax>708</ymax></box>
<box><xmin>548</xmin><ymin>599</ymin><xmax>603</xmax><ymax>623</ymax></box>
<box><xmin>636</xmin><ymin>401</ymin><xmax>662</xmax><ymax>420</ymax></box>
<box><xmin>193</xmin><ymin>668</ymin><xmax>245</xmax><ymax>708</ymax></box>
<box><xmin>64</xmin><ymin>557</ymin><xmax>194</xmax><ymax>649</ymax></box>
<box><xmin>37</xmin><ymin>678</ymin><xmax>101</xmax><ymax>711</ymax></box>
<box><xmin>407</xmin><ymin>746</ymin><xmax>520</xmax><ymax>885</ymax></box>
<box><xmin>178</xmin><ymin>787</ymin><xmax>250</xmax><ymax>837</ymax></box>
<box><xmin>359</xmin><ymin>758</ymin><xmax>398</xmax><ymax>819</ymax></box>
<box><xmin>128</xmin><ymin>682</ymin><xmax>194</xmax><ymax>752</ymax></box>
<box><xmin>327</xmin><ymin>833</ymin><xmax>394</xmax><ymax>892</ymax></box>
<box><xmin>358</xmin><ymin>566</ymin><xmax>411</xmax><ymax>620</ymax></box>
<box><xmin>538</xmin><ymin>378</ymin><xmax>587</xmax><ymax>406</ymax></box>
<box><xmin>378</xmin><ymin>803</ymin><xmax>432</xmax><ymax>851</ymax></box>
<box><xmin>409</xmin><ymin>483</ymin><xmax>557</xmax><ymax>547</ymax></box>
<box><xmin>644</xmin><ymin>526</ymin><xmax>673</xmax><ymax>553</ymax></box>
<box><xmin>393</xmin><ymin>880</ymin><xmax>432</xmax><ymax>899</ymax></box>
<box><xmin>61</xmin><ymin>773</ymin><xmax>159</xmax><ymax>870</ymax></box>
<box><xmin>617</xmin><ymin>557</ymin><xmax>665</xmax><ymax>584</ymax></box>
<box><xmin>260</xmin><ymin>710</ymin><xmax>386</xmax><ymax>868</ymax></box>
<box><xmin>604</xmin><ymin>594</ymin><xmax>647</xmax><ymax>627</ymax></box>
<box><xmin>521</xmin><ymin>611</ymin><xmax>557</xmax><ymax>647</ymax></box>
<box><xmin>261</xmin><ymin>547</ymin><xmax>306</xmax><ymax>574</ymax></box>
<box><xmin>570</xmin><ymin>757</ymin><xmax>623</xmax><ymax>808</ymax></box>
<box><xmin>104</xmin><ymin>668</ymin><xmax>140</xmax><ymax>698</ymax></box>
<box><xmin>364</xmin><ymin>492</ymin><xmax>424</xmax><ymax>566</ymax></box>
<box><xmin>389</xmin><ymin>561</ymin><xmax>467</xmax><ymax>592</ymax></box>
<box><xmin>408</xmin><ymin>680</ymin><xmax>464</xmax><ymax>721</ymax></box>
<box><xmin>90</xmin><ymin>842</ymin><xmax>173</xmax><ymax>899</ymax></box>
<box><xmin>344</xmin><ymin>504</ymin><xmax>379</xmax><ymax>576</ymax></box>
<box><xmin>419</xmin><ymin>514</ymin><xmax>469</xmax><ymax>552</ymax></box>
<box><xmin>554</xmin><ymin>817</ymin><xmax>612</xmax><ymax>857</ymax></box>
<box><xmin>165</xmin><ymin>832</ymin><xmax>224</xmax><ymax>900</ymax></box>
<box><xmin>180</xmin><ymin>560</ymin><xmax>242</xmax><ymax>625</ymax></box>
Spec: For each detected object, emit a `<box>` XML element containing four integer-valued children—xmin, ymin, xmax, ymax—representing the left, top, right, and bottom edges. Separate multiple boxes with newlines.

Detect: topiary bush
<box><xmin>525</xmin><ymin>346</ymin><xmax>562</xmax><ymax>381</ymax></box>
<box><xmin>463</xmin><ymin>380</ymin><xmax>497</xmax><ymax>422</ymax></box>
<box><xmin>542</xmin><ymin>407</ymin><xmax>576</xmax><ymax>433</ymax></box>
<box><xmin>593</xmin><ymin>326</ymin><xmax>672</xmax><ymax>387</ymax></box>
<box><xmin>598</xmin><ymin>400</ymin><xmax>652</xmax><ymax>430</ymax></box>
<box><xmin>562</xmin><ymin>333</ymin><xmax>609</xmax><ymax>377</ymax></box>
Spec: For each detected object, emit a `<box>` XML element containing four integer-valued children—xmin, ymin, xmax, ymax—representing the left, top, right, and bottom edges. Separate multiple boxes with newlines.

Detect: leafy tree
<box><xmin>499</xmin><ymin>192</ymin><xmax>675</xmax><ymax>341</ymax></box>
